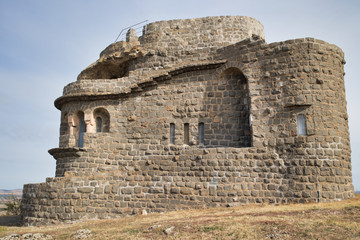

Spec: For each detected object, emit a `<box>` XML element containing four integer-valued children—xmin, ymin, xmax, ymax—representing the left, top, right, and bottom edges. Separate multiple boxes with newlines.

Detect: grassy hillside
<box><xmin>0</xmin><ymin>195</ymin><xmax>359</xmax><ymax>239</ymax></box>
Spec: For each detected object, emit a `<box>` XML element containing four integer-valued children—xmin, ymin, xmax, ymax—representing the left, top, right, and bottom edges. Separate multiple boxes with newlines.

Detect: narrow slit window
<box><xmin>297</xmin><ymin>114</ymin><xmax>307</xmax><ymax>135</ymax></box>
<box><xmin>170</xmin><ymin>123</ymin><xmax>175</xmax><ymax>144</ymax></box>
<box><xmin>78</xmin><ymin>114</ymin><xmax>86</xmax><ymax>148</ymax></box>
<box><xmin>184</xmin><ymin>123</ymin><xmax>189</xmax><ymax>145</ymax></box>
<box><xmin>96</xmin><ymin>117</ymin><xmax>102</xmax><ymax>132</ymax></box>
<box><xmin>199</xmin><ymin>122</ymin><xmax>204</xmax><ymax>145</ymax></box>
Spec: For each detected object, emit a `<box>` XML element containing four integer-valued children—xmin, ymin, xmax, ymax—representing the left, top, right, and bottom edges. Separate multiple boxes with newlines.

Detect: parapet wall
<box><xmin>141</xmin><ymin>16</ymin><xmax>264</xmax><ymax>54</ymax></box>
<box><xmin>21</xmin><ymin>16</ymin><xmax>354</xmax><ymax>226</ymax></box>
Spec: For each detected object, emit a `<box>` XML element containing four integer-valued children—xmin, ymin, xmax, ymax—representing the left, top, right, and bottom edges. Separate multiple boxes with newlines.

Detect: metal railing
<box><xmin>114</xmin><ymin>20</ymin><xmax>148</xmax><ymax>43</ymax></box>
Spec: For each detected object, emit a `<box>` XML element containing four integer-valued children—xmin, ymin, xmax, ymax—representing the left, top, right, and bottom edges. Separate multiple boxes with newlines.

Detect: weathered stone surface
<box><xmin>20</xmin><ymin>16</ymin><xmax>354</xmax><ymax>226</ymax></box>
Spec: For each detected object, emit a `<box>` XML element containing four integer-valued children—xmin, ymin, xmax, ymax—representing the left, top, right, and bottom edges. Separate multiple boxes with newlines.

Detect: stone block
<box><xmin>121</xmin><ymin>188</ymin><xmax>134</xmax><ymax>195</ymax></box>
<box><xmin>180</xmin><ymin>188</ymin><xmax>192</xmax><ymax>195</ymax></box>
<box><xmin>170</xmin><ymin>188</ymin><xmax>180</xmax><ymax>194</ymax></box>
<box><xmin>150</xmin><ymin>187</ymin><xmax>164</xmax><ymax>193</ymax></box>
<box><xmin>209</xmin><ymin>186</ymin><xmax>216</xmax><ymax>196</ymax></box>
<box><xmin>78</xmin><ymin>187</ymin><xmax>93</xmax><ymax>193</ymax></box>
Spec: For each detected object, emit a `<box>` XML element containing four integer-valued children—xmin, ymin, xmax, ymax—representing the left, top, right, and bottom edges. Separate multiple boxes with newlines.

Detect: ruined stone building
<box><xmin>21</xmin><ymin>16</ymin><xmax>354</xmax><ymax>225</ymax></box>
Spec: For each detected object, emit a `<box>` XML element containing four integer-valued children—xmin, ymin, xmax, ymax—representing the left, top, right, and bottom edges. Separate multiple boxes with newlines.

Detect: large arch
<box><xmin>202</xmin><ymin>67</ymin><xmax>251</xmax><ymax>147</ymax></box>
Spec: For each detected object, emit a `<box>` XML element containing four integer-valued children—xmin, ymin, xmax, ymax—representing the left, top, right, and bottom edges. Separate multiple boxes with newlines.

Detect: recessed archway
<box><xmin>201</xmin><ymin>67</ymin><xmax>251</xmax><ymax>147</ymax></box>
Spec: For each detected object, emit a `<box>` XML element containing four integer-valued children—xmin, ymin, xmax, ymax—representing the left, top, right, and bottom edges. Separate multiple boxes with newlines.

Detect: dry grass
<box><xmin>1</xmin><ymin>195</ymin><xmax>359</xmax><ymax>239</ymax></box>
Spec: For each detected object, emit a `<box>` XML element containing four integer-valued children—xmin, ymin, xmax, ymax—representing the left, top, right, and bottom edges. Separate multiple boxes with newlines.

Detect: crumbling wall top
<box><xmin>77</xmin><ymin>16</ymin><xmax>264</xmax><ymax>81</ymax></box>
<box><xmin>140</xmin><ymin>16</ymin><xmax>264</xmax><ymax>48</ymax></box>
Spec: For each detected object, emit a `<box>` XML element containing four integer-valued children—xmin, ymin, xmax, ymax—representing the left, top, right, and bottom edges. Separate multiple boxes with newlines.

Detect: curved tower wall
<box><xmin>140</xmin><ymin>16</ymin><xmax>264</xmax><ymax>53</ymax></box>
<box><xmin>248</xmin><ymin>38</ymin><xmax>352</xmax><ymax>201</ymax></box>
<box><xmin>20</xmin><ymin>17</ymin><xmax>353</xmax><ymax>226</ymax></box>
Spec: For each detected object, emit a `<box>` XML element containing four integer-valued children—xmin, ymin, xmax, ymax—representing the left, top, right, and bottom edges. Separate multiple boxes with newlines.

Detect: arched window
<box><xmin>297</xmin><ymin>114</ymin><xmax>307</xmax><ymax>135</ymax></box>
<box><xmin>93</xmin><ymin>108</ymin><xmax>110</xmax><ymax>132</ymax></box>
<box><xmin>96</xmin><ymin>117</ymin><xmax>102</xmax><ymax>132</ymax></box>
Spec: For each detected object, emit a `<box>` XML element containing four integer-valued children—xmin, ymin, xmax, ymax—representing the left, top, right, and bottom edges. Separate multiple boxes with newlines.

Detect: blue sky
<box><xmin>0</xmin><ymin>0</ymin><xmax>359</xmax><ymax>191</ymax></box>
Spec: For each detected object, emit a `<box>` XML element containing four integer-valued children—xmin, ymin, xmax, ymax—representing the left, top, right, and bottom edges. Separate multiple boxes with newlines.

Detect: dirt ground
<box><xmin>0</xmin><ymin>195</ymin><xmax>359</xmax><ymax>239</ymax></box>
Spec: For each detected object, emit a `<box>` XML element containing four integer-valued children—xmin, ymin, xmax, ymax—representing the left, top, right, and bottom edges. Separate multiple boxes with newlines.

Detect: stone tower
<box><xmin>21</xmin><ymin>16</ymin><xmax>354</xmax><ymax>226</ymax></box>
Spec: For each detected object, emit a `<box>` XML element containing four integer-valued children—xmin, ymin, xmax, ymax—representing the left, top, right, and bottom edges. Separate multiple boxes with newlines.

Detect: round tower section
<box><xmin>261</xmin><ymin>38</ymin><xmax>353</xmax><ymax>202</ymax></box>
<box><xmin>127</xmin><ymin>16</ymin><xmax>265</xmax><ymax>79</ymax></box>
<box><xmin>140</xmin><ymin>16</ymin><xmax>264</xmax><ymax>51</ymax></box>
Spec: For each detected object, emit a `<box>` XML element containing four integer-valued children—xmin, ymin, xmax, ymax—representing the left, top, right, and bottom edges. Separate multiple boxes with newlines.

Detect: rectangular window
<box><xmin>297</xmin><ymin>114</ymin><xmax>307</xmax><ymax>135</ymax></box>
<box><xmin>199</xmin><ymin>122</ymin><xmax>204</xmax><ymax>145</ymax></box>
<box><xmin>184</xmin><ymin>123</ymin><xmax>189</xmax><ymax>145</ymax></box>
<box><xmin>170</xmin><ymin>123</ymin><xmax>175</xmax><ymax>144</ymax></box>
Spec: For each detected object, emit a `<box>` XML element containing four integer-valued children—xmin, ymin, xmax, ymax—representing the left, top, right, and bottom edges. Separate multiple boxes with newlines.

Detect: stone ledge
<box><xmin>54</xmin><ymin>60</ymin><xmax>226</xmax><ymax>110</ymax></box>
<box><xmin>48</xmin><ymin>147</ymin><xmax>86</xmax><ymax>160</ymax></box>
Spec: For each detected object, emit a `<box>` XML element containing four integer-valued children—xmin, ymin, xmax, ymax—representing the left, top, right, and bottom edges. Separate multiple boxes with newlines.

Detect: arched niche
<box><xmin>202</xmin><ymin>67</ymin><xmax>251</xmax><ymax>147</ymax></box>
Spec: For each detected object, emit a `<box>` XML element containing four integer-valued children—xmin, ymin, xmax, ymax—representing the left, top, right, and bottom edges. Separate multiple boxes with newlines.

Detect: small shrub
<box><xmin>4</xmin><ymin>194</ymin><xmax>21</xmax><ymax>215</ymax></box>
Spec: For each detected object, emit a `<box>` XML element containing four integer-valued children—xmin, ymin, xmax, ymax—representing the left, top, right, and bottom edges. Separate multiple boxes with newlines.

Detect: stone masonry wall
<box><xmin>21</xmin><ymin>16</ymin><xmax>354</xmax><ymax>226</ymax></box>
<box><xmin>21</xmin><ymin>147</ymin><xmax>291</xmax><ymax>225</ymax></box>
<box><xmin>132</xmin><ymin>16</ymin><xmax>264</xmax><ymax>74</ymax></box>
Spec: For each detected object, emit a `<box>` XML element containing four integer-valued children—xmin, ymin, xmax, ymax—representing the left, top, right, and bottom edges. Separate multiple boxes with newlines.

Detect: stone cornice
<box><xmin>48</xmin><ymin>147</ymin><xmax>86</xmax><ymax>160</ymax></box>
<box><xmin>54</xmin><ymin>60</ymin><xmax>226</xmax><ymax>110</ymax></box>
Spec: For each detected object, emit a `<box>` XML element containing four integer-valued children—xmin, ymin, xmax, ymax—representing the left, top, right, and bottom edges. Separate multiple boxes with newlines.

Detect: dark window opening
<box><xmin>199</xmin><ymin>123</ymin><xmax>204</xmax><ymax>145</ymax></box>
<box><xmin>96</xmin><ymin>117</ymin><xmax>103</xmax><ymax>132</ymax></box>
<box><xmin>170</xmin><ymin>123</ymin><xmax>175</xmax><ymax>144</ymax></box>
<box><xmin>78</xmin><ymin>112</ymin><xmax>86</xmax><ymax>148</ymax></box>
